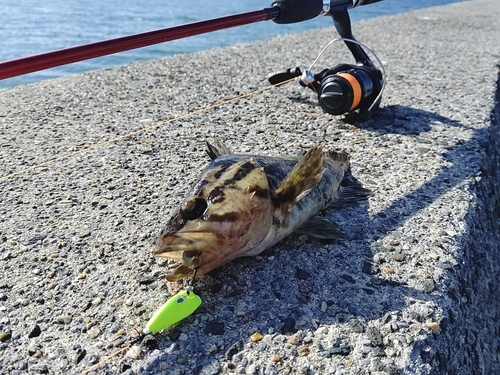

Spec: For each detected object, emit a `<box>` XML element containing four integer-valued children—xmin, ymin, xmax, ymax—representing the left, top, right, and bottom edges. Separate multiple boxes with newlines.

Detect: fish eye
<box><xmin>180</xmin><ymin>197</ymin><xmax>208</xmax><ymax>220</ymax></box>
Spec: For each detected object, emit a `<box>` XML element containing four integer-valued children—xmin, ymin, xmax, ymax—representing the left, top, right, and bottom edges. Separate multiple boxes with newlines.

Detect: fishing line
<box><xmin>79</xmin><ymin>343</ymin><xmax>139</xmax><ymax>375</ymax></box>
<box><xmin>0</xmin><ymin>77</ymin><xmax>295</xmax><ymax>183</ymax></box>
<box><xmin>1</xmin><ymin>40</ymin><xmax>383</xmax><ymax>183</ymax></box>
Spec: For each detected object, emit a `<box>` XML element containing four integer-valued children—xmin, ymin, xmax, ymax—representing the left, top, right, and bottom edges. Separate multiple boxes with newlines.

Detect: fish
<box><xmin>155</xmin><ymin>138</ymin><xmax>371</xmax><ymax>281</ymax></box>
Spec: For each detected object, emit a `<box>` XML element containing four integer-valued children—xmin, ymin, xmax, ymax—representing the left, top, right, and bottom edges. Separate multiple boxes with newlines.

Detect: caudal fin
<box><xmin>331</xmin><ymin>174</ymin><xmax>372</xmax><ymax>208</ymax></box>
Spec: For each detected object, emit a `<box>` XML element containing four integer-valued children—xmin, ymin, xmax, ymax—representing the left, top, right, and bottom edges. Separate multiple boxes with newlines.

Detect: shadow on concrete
<box><xmin>361</xmin><ymin>105</ymin><xmax>463</xmax><ymax>136</ymax></box>
<box><xmin>405</xmin><ymin>66</ymin><xmax>500</xmax><ymax>375</ymax></box>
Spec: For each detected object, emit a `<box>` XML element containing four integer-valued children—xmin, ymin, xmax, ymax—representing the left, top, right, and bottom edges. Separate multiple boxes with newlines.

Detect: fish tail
<box><xmin>326</xmin><ymin>149</ymin><xmax>350</xmax><ymax>173</ymax></box>
<box><xmin>332</xmin><ymin>174</ymin><xmax>373</xmax><ymax>208</ymax></box>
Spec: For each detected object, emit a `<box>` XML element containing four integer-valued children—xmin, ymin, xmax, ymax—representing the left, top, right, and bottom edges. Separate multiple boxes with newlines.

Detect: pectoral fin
<box><xmin>296</xmin><ymin>214</ymin><xmax>345</xmax><ymax>240</ymax></box>
<box><xmin>275</xmin><ymin>145</ymin><xmax>325</xmax><ymax>215</ymax></box>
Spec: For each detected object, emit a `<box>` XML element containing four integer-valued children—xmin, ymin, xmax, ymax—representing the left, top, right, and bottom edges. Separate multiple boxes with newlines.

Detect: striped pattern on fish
<box><xmin>155</xmin><ymin>139</ymin><xmax>371</xmax><ymax>281</ymax></box>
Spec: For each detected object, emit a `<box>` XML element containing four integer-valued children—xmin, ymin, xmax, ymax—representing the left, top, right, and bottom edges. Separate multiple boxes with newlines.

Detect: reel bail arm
<box><xmin>329</xmin><ymin>6</ymin><xmax>373</xmax><ymax>67</ymax></box>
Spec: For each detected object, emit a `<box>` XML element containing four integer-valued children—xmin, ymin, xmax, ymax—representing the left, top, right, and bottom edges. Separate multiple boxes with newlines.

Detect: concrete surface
<box><xmin>0</xmin><ymin>0</ymin><xmax>499</xmax><ymax>374</ymax></box>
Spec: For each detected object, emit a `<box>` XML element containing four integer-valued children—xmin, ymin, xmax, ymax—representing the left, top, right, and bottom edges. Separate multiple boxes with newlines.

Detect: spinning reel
<box><xmin>269</xmin><ymin>0</ymin><xmax>385</xmax><ymax>120</ymax></box>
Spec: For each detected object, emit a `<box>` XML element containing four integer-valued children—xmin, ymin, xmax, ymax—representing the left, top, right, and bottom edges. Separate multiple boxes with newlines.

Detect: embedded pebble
<box><xmin>110</xmin><ymin>297</ymin><xmax>124</xmax><ymax>306</ymax></box>
<box><xmin>422</xmin><ymin>279</ymin><xmax>435</xmax><ymax>293</ymax></box>
<box><xmin>262</xmin><ymin>335</ymin><xmax>273</xmax><ymax>346</ymax></box>
<box><xmin>130</xmin><ymin>329</ymin><xmax>141</xmax><ymax>339</ymax></box>
<box><xmin>426</xmin><ymin>322</ymin><xmax>441</xmax><ymax>334</ymax></box>
<box><xmin>59</xmin><ymin>357</ymin><xmax>68</xmax><ymax>370</ymax></box>
<box><xmin>391</xmin><ymin>252</ymin><xmax>406</xmax><ymax>262</ymax></box>
<box><xmin>46</xmin><ymin>270</ymin><xmax>56</xmax><ymax>278</ymax></box>
<box><xmin>321</xmin><ymin>301</ymin><xmax>328</xmax><ymax>313</ymax></box>
<box><xmin>316</xmin><ymin>326</ymin><xmax>328</xmax><ymax>335</ymax></box>
<box><xmin>126</xmin><ymin>345</ymin><xmax>142</xmax><ymax>359</ymax></box>
<box><xmin>116</xmin><ymin>328</ymin><xmax>126</xmax><ymax>336</ymax></box>
<box><xmin>250</xmin><ymin>332</ymin><xmax>263</xmax><ymax>342</ymax></box>
<box><xmin>87</xmin><ymin>326</ymin><xmax>101</xmax><ymax>339</ymax></box>
<box><xmin>43</xmin><ymin>291</ymin><xmax>53</xmax><ymax>299</ymax></box>
<box><xmin>303</xmin><ymin>336</ymin><xmax>313</xmax><ymax>344</ymax></box>
<box><xmin>297</xmin><ymin>346</ymin><xmax>310</xmax><ymax>356</ymax></box>
<box><xmin>28</xmin><ymin>325</ymin><xmax>41</xmax><ymax>338</ymax></box>
<box><xmin>287</xmin><ymin>335</ymin><xmax>300</xmax><ymax>346</ymax></box>
<box><xmin>56</xmin><ymin>315</ymin><xmax>72</xmax><ymax>324</ymax></box>
<box><xmin>298</xmin><ymin>281</ymin><xmax>313</xmax><ymax>294</ymax></box>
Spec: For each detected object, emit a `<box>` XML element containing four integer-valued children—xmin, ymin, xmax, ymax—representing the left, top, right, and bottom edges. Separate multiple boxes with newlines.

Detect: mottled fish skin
<box><xmin>155</xmin><ymin>139</ymin><xmax>369</xmax><ymax>281</ymax></box>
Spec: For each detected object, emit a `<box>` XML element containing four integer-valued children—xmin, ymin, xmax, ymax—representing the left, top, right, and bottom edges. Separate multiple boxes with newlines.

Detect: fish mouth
<box><xmin>165</xmin><ymin>262</ymin><xmax>196</xmax><ymax>282</ymax></box>
<box><xmin>154</xmin><ymin>231</ymin><xmax>218</xmax><ymax>259</ymax></box>
<box><xmin>155</xmin><ymin>232</ymin><xmax>220</xmax><ymax>281</ymax></box>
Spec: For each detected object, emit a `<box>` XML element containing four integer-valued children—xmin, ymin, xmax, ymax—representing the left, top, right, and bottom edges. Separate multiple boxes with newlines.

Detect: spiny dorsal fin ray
<box><xmin>295</xmin><ymin>214</ymin><xmax>345</xmax><ymax>240</ymax></box>
<box><xmin>275</xmin><ymin>145</ymin><xmax>325</xmax><ymax>215</ymax></box>
<box><xmin>206</xmin><ymin>137</ymin><xmax>233</xmax><ymax>160</ymax></box>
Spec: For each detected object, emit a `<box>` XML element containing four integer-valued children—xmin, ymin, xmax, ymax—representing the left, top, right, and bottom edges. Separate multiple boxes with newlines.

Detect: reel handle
<box><xmin>268</xmin><ymin>67</ymin><xmax>302</xmax><ymax>85</ymax></box>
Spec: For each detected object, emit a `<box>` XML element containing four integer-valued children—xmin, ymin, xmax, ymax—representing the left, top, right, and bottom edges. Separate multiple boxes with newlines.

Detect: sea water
<box><xmin>0</xmin><ymin>0</ymin><xmax>463</xmax><ymax>89</ymax></box>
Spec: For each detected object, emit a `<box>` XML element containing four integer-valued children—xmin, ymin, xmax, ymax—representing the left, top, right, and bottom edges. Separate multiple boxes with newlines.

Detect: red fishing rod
<box><xmin>0</xmin><ymin>0</ymin><xmax>380</xmax><ymax>81</ymax></box>
<box><xmin>0</xmin><ymin>9</ymin><xmax>278</xmax><ymax>81</ymax></box>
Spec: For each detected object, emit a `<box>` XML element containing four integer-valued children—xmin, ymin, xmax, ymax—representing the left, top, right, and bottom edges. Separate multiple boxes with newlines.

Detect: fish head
<box><xmin>155</xmin><ymin>158</ymin><xmax>274</xmax><ymax>281</ymax></box>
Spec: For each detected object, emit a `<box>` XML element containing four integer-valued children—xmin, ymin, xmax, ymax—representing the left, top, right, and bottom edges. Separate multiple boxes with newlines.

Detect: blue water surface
<box><xmin>0</xmin><ymin>0</ymin><xmax>463</xmax><ymax>88</ymax></box>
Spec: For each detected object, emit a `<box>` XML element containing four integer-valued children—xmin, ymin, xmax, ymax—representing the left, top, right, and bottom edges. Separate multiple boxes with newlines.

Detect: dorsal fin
<box><xmin>274</xmin><ymin>145</ymin><xmax>325</xmax><ymax>216</ymax></box>
<box><xmin>206</xmin><ymin>137</ymin><xmax>232</xmax><ymax>160</ymax></box>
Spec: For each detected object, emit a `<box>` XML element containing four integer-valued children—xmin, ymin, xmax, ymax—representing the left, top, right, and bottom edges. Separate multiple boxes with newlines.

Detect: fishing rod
<box><xmin>0</xmin><ymin>0</ymin><xmax>380</xmax><ymax>81</ymax></box>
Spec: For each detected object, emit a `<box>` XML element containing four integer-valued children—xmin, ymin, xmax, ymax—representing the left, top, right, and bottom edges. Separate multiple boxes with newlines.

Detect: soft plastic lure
<box><xmin>143</xmin><ymin>289</ymin><xmax>202</xmax><ymax>334</ymax></box>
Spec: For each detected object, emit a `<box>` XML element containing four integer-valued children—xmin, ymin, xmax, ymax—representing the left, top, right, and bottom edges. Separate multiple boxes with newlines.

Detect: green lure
<box><xmin>144</xmin><ymin>290</ymin><xmax>202</xmax><ymax>334</ymax></box>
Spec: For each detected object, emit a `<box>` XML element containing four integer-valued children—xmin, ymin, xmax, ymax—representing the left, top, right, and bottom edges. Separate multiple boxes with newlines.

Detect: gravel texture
<box><xmin>1</xmin><ymin>0</ymin><xmax>500</xmax><ymax>374</ymax></box>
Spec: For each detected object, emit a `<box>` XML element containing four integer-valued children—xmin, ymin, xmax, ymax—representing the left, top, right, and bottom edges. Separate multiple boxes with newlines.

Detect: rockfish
<box><xmin>155</xmin><ymin>139</ymin><xmax>370</xmax><ymax>281</ymax></box>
